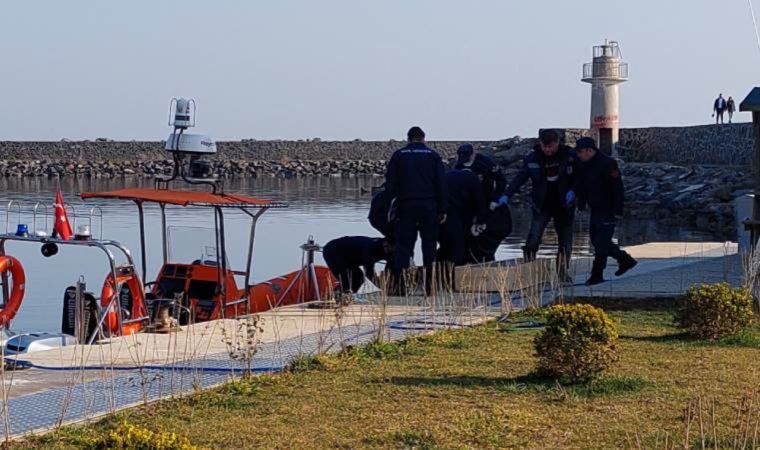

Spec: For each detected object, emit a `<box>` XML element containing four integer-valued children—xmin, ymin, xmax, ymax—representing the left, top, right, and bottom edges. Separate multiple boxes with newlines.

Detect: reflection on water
<box><xmin>0</xmin><ymin>176</ymin><xmax>718</xmax><ymax>331</ymax></box>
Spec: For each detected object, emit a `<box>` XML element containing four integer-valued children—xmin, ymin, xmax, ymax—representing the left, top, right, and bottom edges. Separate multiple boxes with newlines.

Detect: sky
<box><xmin>1</xmin><ymin>0</ymin><xmax>759</xmax><ymax>141</ymax></box>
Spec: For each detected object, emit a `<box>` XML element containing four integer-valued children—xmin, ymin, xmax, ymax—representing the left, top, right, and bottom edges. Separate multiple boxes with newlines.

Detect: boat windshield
<box><xmin>167</xmin><ymin>226</ymin><xmax>229</xmax><ymax>266</ymax></box>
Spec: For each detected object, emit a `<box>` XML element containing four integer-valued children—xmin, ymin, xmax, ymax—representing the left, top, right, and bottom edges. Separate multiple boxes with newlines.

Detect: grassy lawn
<box><xmin>15</xmin><ymin>298</ymin><xmax>760</xmax><ymax>449</ymax></box>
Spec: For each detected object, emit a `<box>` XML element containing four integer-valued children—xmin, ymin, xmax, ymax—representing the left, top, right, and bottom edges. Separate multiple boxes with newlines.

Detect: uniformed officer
<box><xmin>322</xmin><ymin>236</ymin><xmax>393</xmax><ymax>294</ymax></box>
<box><xmin>454</xmin><ymin>143</ymin><xmax>475</xmax><ymax>169</ymax></box>
<box><xmin>501</xmin><ymin>129</ymin><xmax>577</xmax><ymax>282</ymax></box>
<box><xmin>454</xmin><ymin>146</ymin><xmax>508</xmax><ymax>203</ymax></box>
<box><xmin>385</xmin><ymin>126</ymin><xmax>447</xmax><ymax>294</ymax></box>
<box><xmin>438</xmin><ymin>167</ymin><xmax>488</xmax><ymax>269</ymax></box>
<box><xmin>467</xmin><ymin>155</ymin><xmax>512</xmax><ymax>263</ymax></box>
<box><xmin>368</xmin><ymin>182</ymin><xmax>395</xmax><ymax>243</ymax></box>
<box><xmin>574</xmin><ymin>137</ymin><xmax>638</xmax><ymax>286</ymax></box>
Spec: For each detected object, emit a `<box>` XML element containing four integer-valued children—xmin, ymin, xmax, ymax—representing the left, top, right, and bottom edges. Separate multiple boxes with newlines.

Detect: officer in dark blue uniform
<box><xmin>323</xmin><ymin>236</ymin><xmax>393</xmax><ymax>294</ymax></box>
<box><xmin>502</xmin><ymin>129</ymin><xmax>577</xmax><ymax>281</ymax></box>
<box><xmin>385</xmin><ymin>126</ymin><xmax>447</xmax><ymax>294</ymax></box>
<box><xmin>438</xmin><ymin>168</ymin><xmax>488</xmax><ymax>269</ymax></box>
<box><xmin>368</xmin><ymin>183</ymin><xmax>395</xmax><ymax>243</ymax></box>
<box><xmin>574</xmin><ymin>137</ymin><xmax>638</xmax><ymax>286</ymax></box>
<box><xmin>454</xmin><ymin>146</ymin><xmax>508</xmax><ymax>202</ymax></box>
<box><xmin>468</xmin><ymin>155</ymin><xmax>512</xmax><ymax>263</ymax></box>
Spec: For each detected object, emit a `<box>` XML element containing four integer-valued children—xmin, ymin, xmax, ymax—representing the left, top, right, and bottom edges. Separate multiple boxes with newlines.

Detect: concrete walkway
<box><xmin>563</xmin><ymin>242</ymin><xmax>741</xmax><ymax>298</ymax></box>
<box><xmin>0</xmin><ymin>241</ymin><xmax>745</xmax><ymax>440</ymax></box>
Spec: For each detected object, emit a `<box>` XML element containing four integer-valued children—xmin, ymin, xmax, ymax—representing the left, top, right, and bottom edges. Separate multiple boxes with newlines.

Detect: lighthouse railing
<box><xmin>582</xmin><ymin>62</ymin><xmax>628</xmax><ymax>80</ymax></box>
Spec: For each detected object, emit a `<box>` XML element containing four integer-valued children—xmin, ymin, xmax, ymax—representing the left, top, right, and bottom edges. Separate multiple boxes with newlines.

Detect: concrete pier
<box><xmin>0</xmin><ymin>241</ymin><xmax>743</xmax><ymax>439</ymax></box>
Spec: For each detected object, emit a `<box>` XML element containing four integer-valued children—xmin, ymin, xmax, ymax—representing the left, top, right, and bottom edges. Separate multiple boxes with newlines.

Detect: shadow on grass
<box><xmin>388</xmin><ymin>373</ymin><xmax>653</xmax><ymax>397</ymax></box>
<box><xmin>564</xmin><ymin>296</ymin><xmax>679</xmax><ymax>312</ymax></box>
<box><xmin>622</xmin><ymin>332</ymin><xmax>692</xmax><ymax>344</ymax></box>
<box><xmin>623</xmin><ymin>330</ymin><xmax>760</xmax><ymax>349</ymax></box>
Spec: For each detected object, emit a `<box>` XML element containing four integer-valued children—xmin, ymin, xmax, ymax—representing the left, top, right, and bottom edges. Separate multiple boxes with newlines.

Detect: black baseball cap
<box><xmin>575</xmin><ymin>137</ymin><xmax>598</xmax><ymax>151</ymax></box>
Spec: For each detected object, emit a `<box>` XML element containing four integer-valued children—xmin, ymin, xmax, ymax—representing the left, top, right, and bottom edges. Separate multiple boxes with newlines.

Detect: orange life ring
<box><xmin>101</xmin><ymin>266</ymin><xmax>146</xmax><ymax>336</ymax></box>
<box><xmin>0</xmin><ymin>256</ymin><xmax>25</xmax><ymax>326</ymax></box>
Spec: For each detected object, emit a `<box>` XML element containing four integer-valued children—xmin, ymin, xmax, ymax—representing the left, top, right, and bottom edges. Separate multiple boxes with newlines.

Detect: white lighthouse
<box><xmin>581</xmin><ymin>40</ymin><xmax>628</xmax><ymax>156</ymax></box>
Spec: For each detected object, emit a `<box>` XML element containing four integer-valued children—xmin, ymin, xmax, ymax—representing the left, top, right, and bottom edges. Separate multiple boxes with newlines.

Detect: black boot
<box><xmin>556</xmin><ymin>254</ymin><xmax>573</xmax><ymax>284</ymax></box>
<box><xmin>614</xmin><ymin>254</ymin><xmax>638</xmax><ymax>277</ymax></box>
<box><xmin>585</xmin><ymin>269</ymin><xmax>605</xmax><ymax>286</ymax></box>
<box><xmin>522</xmin><ymin>246</ymin><xmax>537</xmax><ymax>262</ymax></box>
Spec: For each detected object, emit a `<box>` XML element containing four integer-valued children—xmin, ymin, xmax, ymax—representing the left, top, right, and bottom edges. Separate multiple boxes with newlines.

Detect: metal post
<box><xmin>135</xmin><ymin>201</ymin><xmax>148</xmax><ymax>283</ymax></box>
<box><xmin>753</xmin><ymin>111</ymin><xmax>760</xmax><ymax>246</ymax></box>
<box><xmin>217</xmin><ymin>207</ymin><xmax>228</xmax><ymax>308</ymax></box>
<box><xmin>0</xmin><ymin>237</ymin><xmax>7</xmax><ymax>309</ymax></box>
<box><xmin>159</xmin><ymin>203</ymin><xmax>168</xmax><ymax>264</ymax></box>
<box><xmin>243</xmin><ymin>208</ymin><xmax>267</xmax><ymax>292</ymax></box>
<box><xmin>75</xmin><ymin>277</ymin><xmax>86</xmax><ymax>344</ymax></box>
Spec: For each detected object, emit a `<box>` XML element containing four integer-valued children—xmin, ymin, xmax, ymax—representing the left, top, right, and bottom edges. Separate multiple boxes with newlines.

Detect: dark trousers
<box><xmin>589</xmin><ymin>213</ymin><xmax>628</xmax><ymax>274</ymax></box>
<box><xmin>393</xmin><ymin>199</ymin><xmax>439</xmax><ymax>291</ymax></box>
<box><xmin>438</xmin><ymin>212</ymin><xmax>467</xmax><ymax>267</ymax></box>
<box><xmin>323</xmin><ymin>248</ymin><xmax>365</xmax><ymax>294</ymax></box>
<box><xmin>716</xmin><ymin>109</ymin><xmax>725</xmax><ymax>124</ymax></box>
<box><xmin>437</xmin><ymin>212</ymin><xmax>468</xmax><ymax>289</ymax></box>
<box><xmin>524</xmin><ymin>206</ymin><xmax>573</xmax><ymax>271</ymax></box>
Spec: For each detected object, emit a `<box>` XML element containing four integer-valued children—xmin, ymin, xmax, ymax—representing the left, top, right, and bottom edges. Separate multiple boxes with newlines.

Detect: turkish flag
<box><xmin>53</xmin><ymin>190</ymin><xmax>73</xmax><ymax>240</ymax></box>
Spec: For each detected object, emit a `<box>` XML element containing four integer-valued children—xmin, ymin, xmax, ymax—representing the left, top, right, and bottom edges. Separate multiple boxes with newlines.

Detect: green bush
<box><xmin>100</xmin><ymin>420</ymin><xmax>197</xmax><ymax>450</ymax></box>
<box><xmin>534</xmin><ymin>304</ymin><xmax>619</xmax><ymax>383</ymax></box>
<box><xmin>677</xmin><ymin>283</ymin><xmax>754</xmax><ymax>340</ymax></box>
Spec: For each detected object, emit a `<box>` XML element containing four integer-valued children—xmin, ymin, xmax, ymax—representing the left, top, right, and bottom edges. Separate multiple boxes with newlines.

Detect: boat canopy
<box><xmin>80</xmin><ymin>188</ymin><xmax>287</xmax><ymax>209</ymax></box>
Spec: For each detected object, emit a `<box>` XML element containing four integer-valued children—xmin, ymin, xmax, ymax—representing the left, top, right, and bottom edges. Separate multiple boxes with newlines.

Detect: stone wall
<box><xmin>618</xmin><ymin>123</ymin><xmax>753</xmax><ymax>165</ymax></box>
<box><xmin>0</xmin><ymin>140</ymin><xmax>489</xmax><ymax>163</ymax></box>
<box><xmin>0</xmin><ymin>122</ymin><xmax>752</xmax><ymax>169</ymax></box>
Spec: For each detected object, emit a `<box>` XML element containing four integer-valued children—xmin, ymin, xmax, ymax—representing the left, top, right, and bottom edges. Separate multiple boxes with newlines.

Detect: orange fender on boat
<box><xmin>227</xmin><ymin>266</ymin><xmax>336</xmax><ymax>315</ymax></box>
<box><xmin>0</xmin><ymin>256</ymin><xmax>25</xmax><ymax>326</ymax></box>
<box><xmin>101</xmin><ymin>266</ymin><xmax>147</xmax><ymax>336</ymax></box>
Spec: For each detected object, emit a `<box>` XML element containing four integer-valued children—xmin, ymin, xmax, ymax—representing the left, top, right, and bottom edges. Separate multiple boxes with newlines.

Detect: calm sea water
<box><xmin>0</xmin><ymin>176</ymin><xmax>717</xmax><ymax>331</ymax></box>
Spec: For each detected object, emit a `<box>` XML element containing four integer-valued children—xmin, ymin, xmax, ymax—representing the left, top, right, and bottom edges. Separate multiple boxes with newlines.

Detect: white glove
<box><xmin>470</xmin><ymin>224</ymin><xmax>486</xmax><ymax>236</ymax></box>
<box><xmin>489</xmin><ymin>202</ymin><xmax>499</xmax><ymax>211</ymax></box>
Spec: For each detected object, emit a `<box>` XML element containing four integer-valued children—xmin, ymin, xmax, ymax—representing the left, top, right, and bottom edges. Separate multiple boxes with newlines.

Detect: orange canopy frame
<box><xmin>80</xmin><ymin>188</ymin><xmax>287</xmax><ymax>208</ymax></box>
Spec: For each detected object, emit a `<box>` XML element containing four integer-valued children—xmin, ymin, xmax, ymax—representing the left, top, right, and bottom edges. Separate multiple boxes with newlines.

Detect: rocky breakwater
<box><xmin>0</xmin><ymin>139</ymin><xmax>486</xmax><ymax>178</ymax></box>
<box><xmin>0</xmin><ymin>159</ymin><xmax>389</xmax><ymax>179</ymax></box>
<box><xmin>481</xmin><ymin>138</ymin><xmax>751</xmax><ymax>238</ymax></box>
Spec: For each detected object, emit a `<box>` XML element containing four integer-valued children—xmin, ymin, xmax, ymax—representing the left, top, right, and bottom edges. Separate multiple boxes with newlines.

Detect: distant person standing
<box><xmin>385</xmin><ymin>126</ymin><xmax>447</xmax><ymax>294</ymax></box>
<box><xmin>574</xmin><ymin>137</ymin><xmax>637</xmax><ymax>286</ymax></box>
<box><xmin>501</xmin><ymin>129</ymin><xmax>577</xmax><ymax>282</ymax></box>
<box><xmin>727</xmin><ymin>96</ymin><xmax>736</xmax><ymax>123</ymax></box>
<box><xmin>713</xmin><ymin>93</ymin><xmax>727</xmax><ymax>124</ymax></box>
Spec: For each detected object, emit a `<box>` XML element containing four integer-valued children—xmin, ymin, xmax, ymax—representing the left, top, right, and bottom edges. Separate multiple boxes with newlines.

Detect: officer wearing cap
<box><xmin>467</xmin><ymin>154</ymin><xmax>512</xmax><ymax>263</ymax></box>
<box><xmin>574</xmin><ymin>137</ymin><xmax>637</xmax><ymax>285</ymax></box>
<box><xmin>502</xmin><ymin>129</ymin><xmax>577</xmax><ymax>282</ymax></box>
<box><xmin>454</xmin><ymin>144</ymin><xmax>475</xmax><ymax>169</ymax></box>
<box><xmin>454</xmin><ymin>145</ymin><xmax>507</xmax><ymax>202</ymax></box>
<box><xmin>385</xmin><ymin>126</ymin><xmax>447</xmax><ymax>294</ymax></box>
<box><xmin>452</xmin><ymin>146</ymin><xmax>510</xmax><ymax>263</ymax></box>
<box><xmin>438</xmin><ymin>165</ymin><xmax>488</xmax><ymax>272</ymax></box>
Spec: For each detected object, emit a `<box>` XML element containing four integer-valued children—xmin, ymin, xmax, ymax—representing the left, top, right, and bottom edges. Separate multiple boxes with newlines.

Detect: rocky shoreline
<box><xmin>0</xmin><ymin>153</ymin><xmax>747</xmax><ymax>238</ymax></box>
<box><xmin>0</xmin><ymin>159</ymin><xmax>389</xmax><ymax>179</ymax></box>
<box><xmin>0</xmin><ymin>130</ymin><xmax>751</xmax><ymax>238</ymax></box>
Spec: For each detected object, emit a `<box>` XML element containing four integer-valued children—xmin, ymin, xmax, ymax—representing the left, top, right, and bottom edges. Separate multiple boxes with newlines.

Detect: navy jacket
<box><xmin>575</xmin><ymin>151</ymin><xmax>625</xmax><ymax>217</ymax></box>
<box><xmin>504</xmin><ymin>145</ymin><xmax>577</xmax><ymax>211</ymax></box>
<box><xmin>368</xmin><ymin>186</ymin><xmax>394</xmax><ymax>240</ymax></box>
<box><xmin>323</xmin><ymin>236</ymin><xmax>387</xmax><ymax>283</ymax></box>
<box><xmin>385</xmin><ymin>143</ymin><xmax>447</xmax><ymax>214</ymax></box>
<box><xmin>444</xmin><ymin>169</ymin><xmax>488</xmax><ymax>225</ymax></box>
<box><xmin>469</xmin><ymin>154</ymin><xmax>507</xmax><ymax>202</ymax></box>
